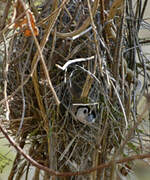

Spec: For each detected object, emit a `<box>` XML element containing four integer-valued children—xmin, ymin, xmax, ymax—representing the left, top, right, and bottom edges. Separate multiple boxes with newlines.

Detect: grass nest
<box><xmin>1</xmin><ymin>0</ymin><xmax>150</xmax><ymax>179</ymax></box>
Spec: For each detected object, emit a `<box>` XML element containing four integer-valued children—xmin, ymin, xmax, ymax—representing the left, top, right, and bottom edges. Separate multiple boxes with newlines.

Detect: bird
<box><xmin>76</xmin><ymin>106</ymin><xmax>96</xmax><ymax>124</ymax></box>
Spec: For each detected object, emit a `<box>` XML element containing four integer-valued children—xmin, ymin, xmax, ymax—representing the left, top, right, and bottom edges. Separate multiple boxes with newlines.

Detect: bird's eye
<box><xmin>83</xmin><ymin>108</ymin><xmax>88</xmax><ymax>114</ymax></box>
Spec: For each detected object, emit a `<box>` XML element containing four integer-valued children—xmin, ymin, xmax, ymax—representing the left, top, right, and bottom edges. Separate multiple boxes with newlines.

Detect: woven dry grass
<box><xmin>0</xmin><ymin>0</ymin><xmax>150</xmax><ymax>179</ymax></box>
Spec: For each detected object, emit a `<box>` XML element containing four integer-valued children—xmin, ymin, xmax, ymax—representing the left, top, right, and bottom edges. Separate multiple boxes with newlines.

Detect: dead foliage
<box><xmin>0</xmin><ymin>0</ymin><xmax>150</xmax><ymax>179</ymax></box>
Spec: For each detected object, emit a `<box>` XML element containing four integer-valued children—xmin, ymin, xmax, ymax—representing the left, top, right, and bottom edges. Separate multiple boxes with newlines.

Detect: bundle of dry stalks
<box><xmin>0</xmin><ymin>0</ymin><xmax>150</xmax><ymax>179</ymax></box>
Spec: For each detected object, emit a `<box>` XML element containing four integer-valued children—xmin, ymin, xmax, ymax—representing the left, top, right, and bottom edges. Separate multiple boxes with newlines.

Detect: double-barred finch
<box><xmin>76</xmin><ymin>107</ymin><xmax>96</xmax><ymax>124</ymax></box>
